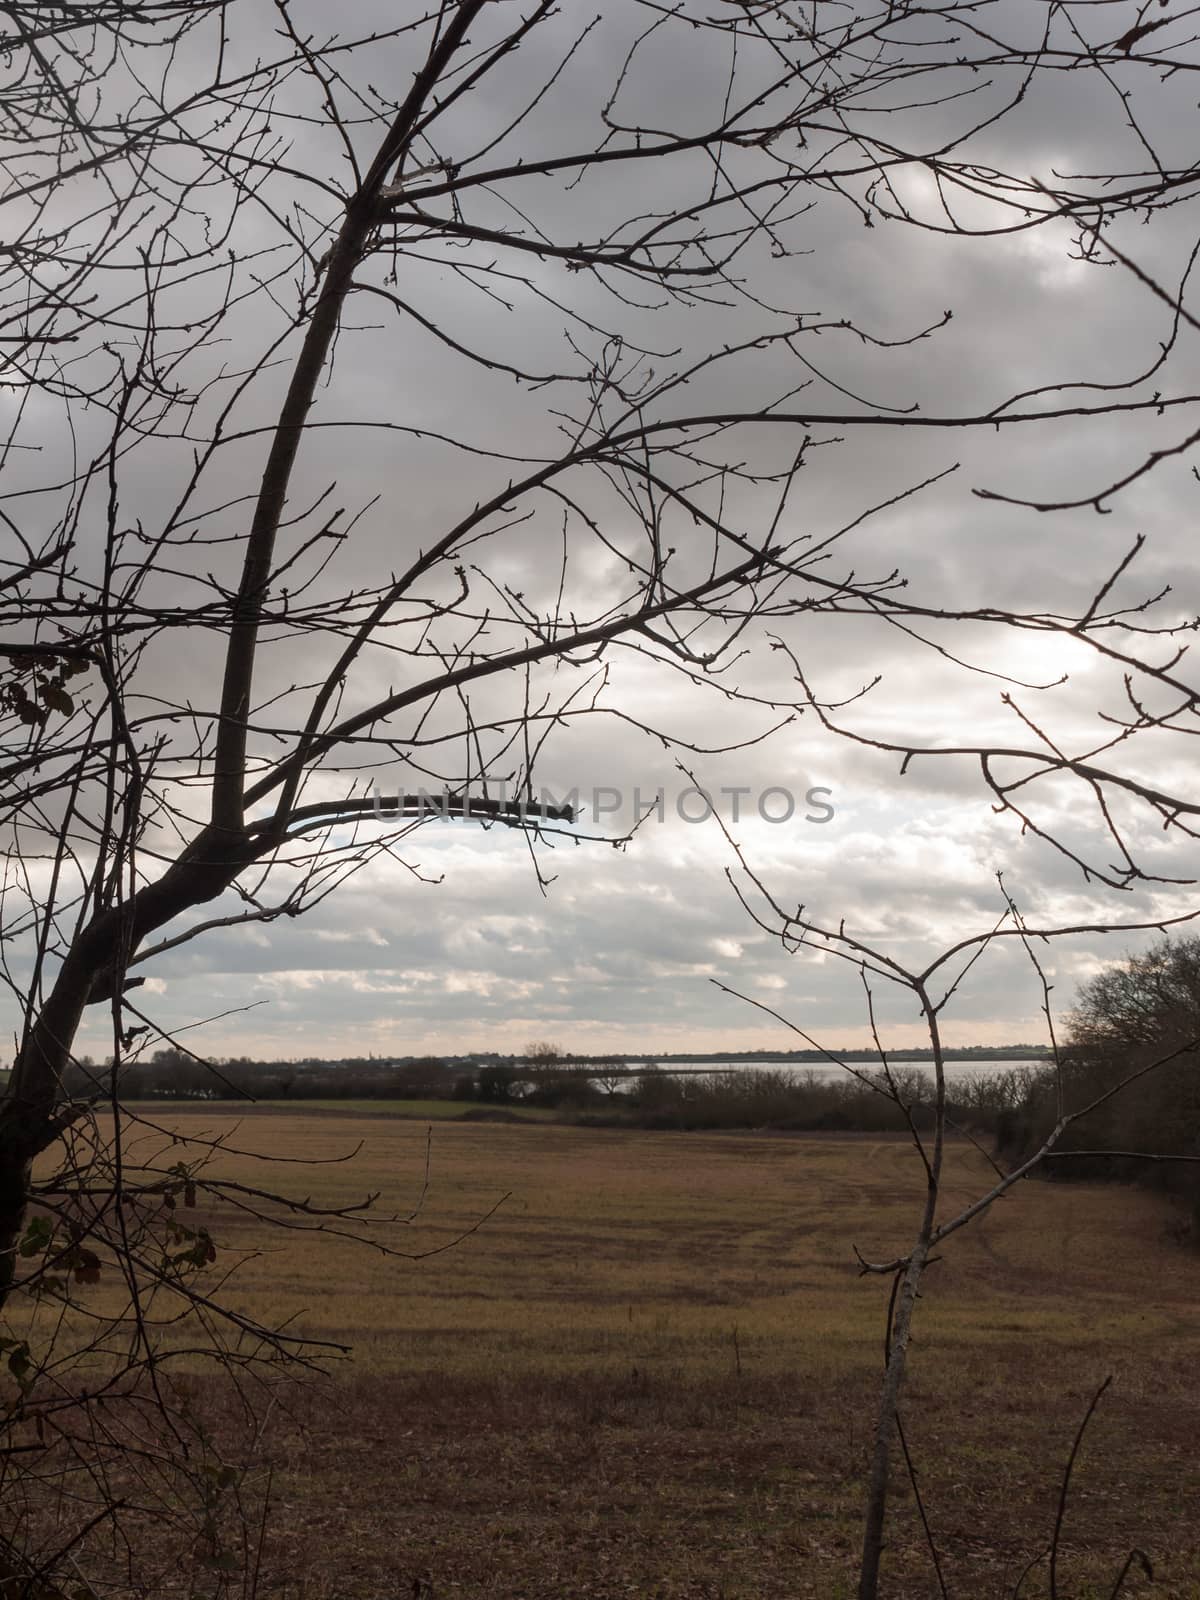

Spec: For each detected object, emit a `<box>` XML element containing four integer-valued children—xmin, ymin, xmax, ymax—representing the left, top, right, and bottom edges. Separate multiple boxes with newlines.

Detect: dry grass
<box><xmin>201</xmin><ymin>1098</ymin><xmax>560</xmax><ymax>1120</ymax></box>
<box><xmin>22</xmin><ymin>1110</ymin><xmax>1200</xmax><ymax>1597</ymax></box>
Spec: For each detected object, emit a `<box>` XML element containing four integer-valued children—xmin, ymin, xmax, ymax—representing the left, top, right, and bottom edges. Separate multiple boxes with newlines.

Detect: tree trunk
<box><xmin>857</xmin><ymin>1236</ymin><xmax>932</xmax><ymax>1600</ymax></box>
<box><xmin>0</xmin><ymin>829</ymin><xmax>261</xmax><ymax>1313</ymax></box>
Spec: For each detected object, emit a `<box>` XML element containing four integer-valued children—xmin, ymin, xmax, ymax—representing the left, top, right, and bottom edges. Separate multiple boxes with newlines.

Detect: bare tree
<box><xmin>714</xmin><ymin>837</ymin><xmax>1200</xmax><ymax>1596</ymax></box>
<box><xmin>592</xmin><ymin>1062</ymin><xmax>628</xmax><ymax>1099</ymax></box>
<box><xmin>4</xmin><ymin>0</ymin><xmax>1200</xmax><ymax>1593</ymax></box>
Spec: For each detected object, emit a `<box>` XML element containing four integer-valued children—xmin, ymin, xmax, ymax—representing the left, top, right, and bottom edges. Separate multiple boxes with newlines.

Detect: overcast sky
<box><xmin>9</xmin><ymin>1</ymin><xmax>1200</xmax><ymax>1064</ymax></box>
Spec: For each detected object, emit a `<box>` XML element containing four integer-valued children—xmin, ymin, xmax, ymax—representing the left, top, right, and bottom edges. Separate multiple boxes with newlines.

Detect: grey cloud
<box><xmin>13</xmin><ymin>2</ymin><xmax>1200</xmax><ymax>1062</ymax></box>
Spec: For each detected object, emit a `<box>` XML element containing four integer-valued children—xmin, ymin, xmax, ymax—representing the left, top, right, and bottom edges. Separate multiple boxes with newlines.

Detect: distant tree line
<box><xmin>61</xmin><ymin>1051</ymin><xmax>465</xmax><ymax>1102</ymax></box>
<box><xmin>56</xmin><ymin>1042</ymin><xmax>1042</xmax><ymax>1128</ymax></box>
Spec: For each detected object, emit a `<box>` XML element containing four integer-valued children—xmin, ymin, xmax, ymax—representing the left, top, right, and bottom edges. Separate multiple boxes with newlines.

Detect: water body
<box><xmin>612</xmin><ymin>1057</ymin><xmax>1049</xmax><ymax>1084</ymax></box>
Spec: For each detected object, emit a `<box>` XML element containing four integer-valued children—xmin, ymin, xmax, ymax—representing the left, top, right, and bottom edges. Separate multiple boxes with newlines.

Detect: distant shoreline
<box><xmin>0</xmin><ymin>1047</ymin><xmax>1050</xmax><ymax>1088</ymax></box>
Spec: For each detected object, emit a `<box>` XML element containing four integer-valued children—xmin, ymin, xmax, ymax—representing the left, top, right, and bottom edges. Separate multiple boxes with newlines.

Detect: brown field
<box><xmin>34</xmin><ymin>1109</ymin><xmax>1200</xmax><ymax>1597</ymax></box>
